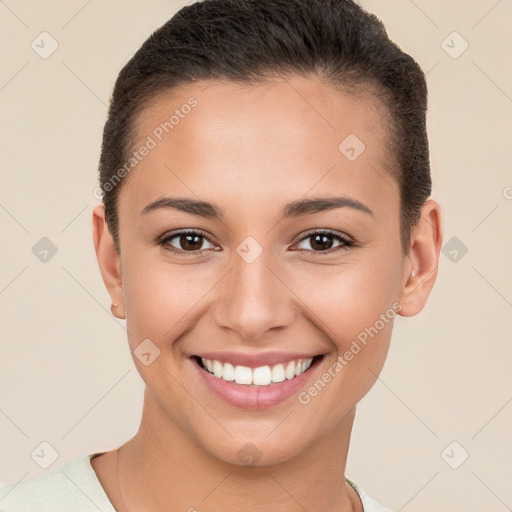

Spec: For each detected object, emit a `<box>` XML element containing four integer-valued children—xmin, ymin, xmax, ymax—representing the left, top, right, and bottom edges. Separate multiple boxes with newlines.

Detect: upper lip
<box><xmin>192</xmin><ymin>351</ymin><xmax>323</xmax><ymax>368</ymax></box>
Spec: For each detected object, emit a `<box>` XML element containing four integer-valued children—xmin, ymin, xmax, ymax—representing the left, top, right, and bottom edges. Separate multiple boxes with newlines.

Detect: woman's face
<box><xmin>97</xmin><ymin>75</ymin><xmax>421</xmax><ymax>465</ymax></box>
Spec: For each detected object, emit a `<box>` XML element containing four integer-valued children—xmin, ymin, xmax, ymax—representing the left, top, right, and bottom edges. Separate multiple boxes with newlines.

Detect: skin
<box><xmin>91</xmin><ymin>74</ymin><xmax>442</xmax><ymax>511</ymax></box>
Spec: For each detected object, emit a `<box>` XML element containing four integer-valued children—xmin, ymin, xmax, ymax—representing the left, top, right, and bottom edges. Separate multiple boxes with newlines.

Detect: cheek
<box><xmin>122</xmin><ymin>257</ymin><xmax>216</xmax><ymax>344</ymax></box>
<box><xmin>300</xmin><ymin>266</ymin><xmax>399</xmax><ymax>404</ymax></box>
<box><xmin>292</xmin><ymin>257</ymin><xmax>401</xmax><ymax>399</ymax></box>
<box><xmin>297</xmin><ymin>257</ymin><xmax>400</xmax><ymax>336</ymax></box>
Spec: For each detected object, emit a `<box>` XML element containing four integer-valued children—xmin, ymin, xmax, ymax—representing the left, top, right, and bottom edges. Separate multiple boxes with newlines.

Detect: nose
<box><xmin>213</xmin><ymin>250</ymin><xmax>296</xmax><ymax>342</ymax></box>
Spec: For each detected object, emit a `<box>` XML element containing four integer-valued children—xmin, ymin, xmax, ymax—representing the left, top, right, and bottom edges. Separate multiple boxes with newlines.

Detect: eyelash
<box><xmin>157</xmin><ymin>228</ymin><xmax>357</xmax><ymax>256</ymax></box>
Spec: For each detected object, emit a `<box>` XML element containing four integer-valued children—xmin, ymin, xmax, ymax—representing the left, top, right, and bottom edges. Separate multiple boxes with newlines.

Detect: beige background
<box><xmin>0</xmin><ymin>1</ymin><xmax>511</xmax><ymax>510</ymax></box>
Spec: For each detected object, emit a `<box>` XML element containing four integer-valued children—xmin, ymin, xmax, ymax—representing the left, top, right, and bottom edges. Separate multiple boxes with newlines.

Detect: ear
<box><xmin>398</xmin><ymin>199</ymin><xmax>443</xmax><ymax>317</ymax></box>
<box><xmin>92</xmin><ymin>204</ymin><xmax>125</xmax><ymax>319</ymax></box>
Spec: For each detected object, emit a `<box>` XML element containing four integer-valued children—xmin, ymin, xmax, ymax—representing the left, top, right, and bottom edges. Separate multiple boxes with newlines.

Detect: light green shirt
<box><xmin>0</xmin><ymin>452</ymin><xmax>393</xmax><ymax>511</ymax></box>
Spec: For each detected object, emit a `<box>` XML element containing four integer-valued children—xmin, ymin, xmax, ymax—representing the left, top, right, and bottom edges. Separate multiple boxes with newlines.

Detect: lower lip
<box><xmin>191</xmin><ymin>356</ymin><xmax>323</xmax><ymax>410</ymax></box>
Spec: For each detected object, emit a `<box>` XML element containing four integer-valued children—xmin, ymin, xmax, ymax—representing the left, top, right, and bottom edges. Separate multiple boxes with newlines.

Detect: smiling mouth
<box><xmin>191</xmin><ymin>354</ymin><xmax>324</xmax><ymax>387</ymax></box>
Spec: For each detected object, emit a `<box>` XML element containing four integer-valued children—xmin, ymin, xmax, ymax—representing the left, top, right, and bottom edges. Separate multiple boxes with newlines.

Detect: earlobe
<box><xmin>398</xmin><ymin>199</ymin><xmax>443</xmax><ymax>317</ymax></box>
<box><xmin>92</xmin><ymin>205</ymin><xmax>126</xmax><ymax>319</ymax></box>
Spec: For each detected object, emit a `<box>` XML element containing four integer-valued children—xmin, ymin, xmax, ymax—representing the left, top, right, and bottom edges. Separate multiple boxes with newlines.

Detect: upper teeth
<box><xmin>200</xmin><ymin>357</ymin><xmax>314</xmax><ymax>386</ymax></box>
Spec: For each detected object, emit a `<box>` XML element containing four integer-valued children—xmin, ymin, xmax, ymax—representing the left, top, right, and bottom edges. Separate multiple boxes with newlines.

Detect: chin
<box><xmin>202</xmin><ymin>433</ymin><xmax>306</xmax><ymax>469</ymax></box>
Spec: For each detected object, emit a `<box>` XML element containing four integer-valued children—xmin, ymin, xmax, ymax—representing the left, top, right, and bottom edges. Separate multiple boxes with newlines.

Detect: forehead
<box><xmin>121</xmin><ymin>75</ymin><xmax>397</xmax><ymax>217</ymax></box>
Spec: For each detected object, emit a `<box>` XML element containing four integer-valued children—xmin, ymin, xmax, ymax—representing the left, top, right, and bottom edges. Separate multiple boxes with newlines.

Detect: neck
<box><xmin>115</xmin><ymin>388</ymin><xmax>361</xmax><ymax>512</ymax></box>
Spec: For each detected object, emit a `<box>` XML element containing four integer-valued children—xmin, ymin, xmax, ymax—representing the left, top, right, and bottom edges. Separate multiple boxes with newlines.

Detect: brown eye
<box><xmin>159</xmin><ymin>230</ymin><xmax>216</xmax><ymax>253</ymax></box>
<box><xmin>294</xmin><ymin>230</ymin><xmax>354</xmax><ymax>254</ymax></box>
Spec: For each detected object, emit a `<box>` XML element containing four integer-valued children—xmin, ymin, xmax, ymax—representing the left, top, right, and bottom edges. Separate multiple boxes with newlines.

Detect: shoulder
<box><xmin>346</xmin><ymin>477</ymin><xmax>394</xmax><ymax>512</ymax></box>
<box><xmin>0</xmin><ymin>452</ymin><xmax>114</xmax><ymax>512</ymax></box>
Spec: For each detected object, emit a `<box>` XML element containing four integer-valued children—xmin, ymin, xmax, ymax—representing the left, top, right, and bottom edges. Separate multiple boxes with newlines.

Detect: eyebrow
<box><xmin>140</xmin><ymin>195</ymin><xmax>374</xmax><ymax>219</ymax></box>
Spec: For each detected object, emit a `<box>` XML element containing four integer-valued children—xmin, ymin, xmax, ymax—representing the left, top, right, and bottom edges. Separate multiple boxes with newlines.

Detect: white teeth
<box><xmin>253</xmin><ymin>365</ymin><xmax>272</xmax><ymax>386</ymax></box>
<box><xmin>285</xmin><ymin>361</ymin><xmax>296</xmax><ymax>380</ymax></box>
<box><xmin>271</xmin><ymin>364</ymin><xmax>286</xmax><ymax>383</ymax></box>
<box><xmin>234</xmin><ymin>365</ymin><xmax>252</xmax><ymax>385</ymax></box>
<box><xmin>198</xmin><ymin>356</ymin><xmax>315</xmax><ymax>386</ymax></box>
<box><xmin>222</xmin><ymin>362</ymin><xmax>235</xmax><ymax>381</ymax></box>
<box><xmin>212</xmin><ymin>360</ymin><xmax>223</xmax><ymax>378</ymax></box>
